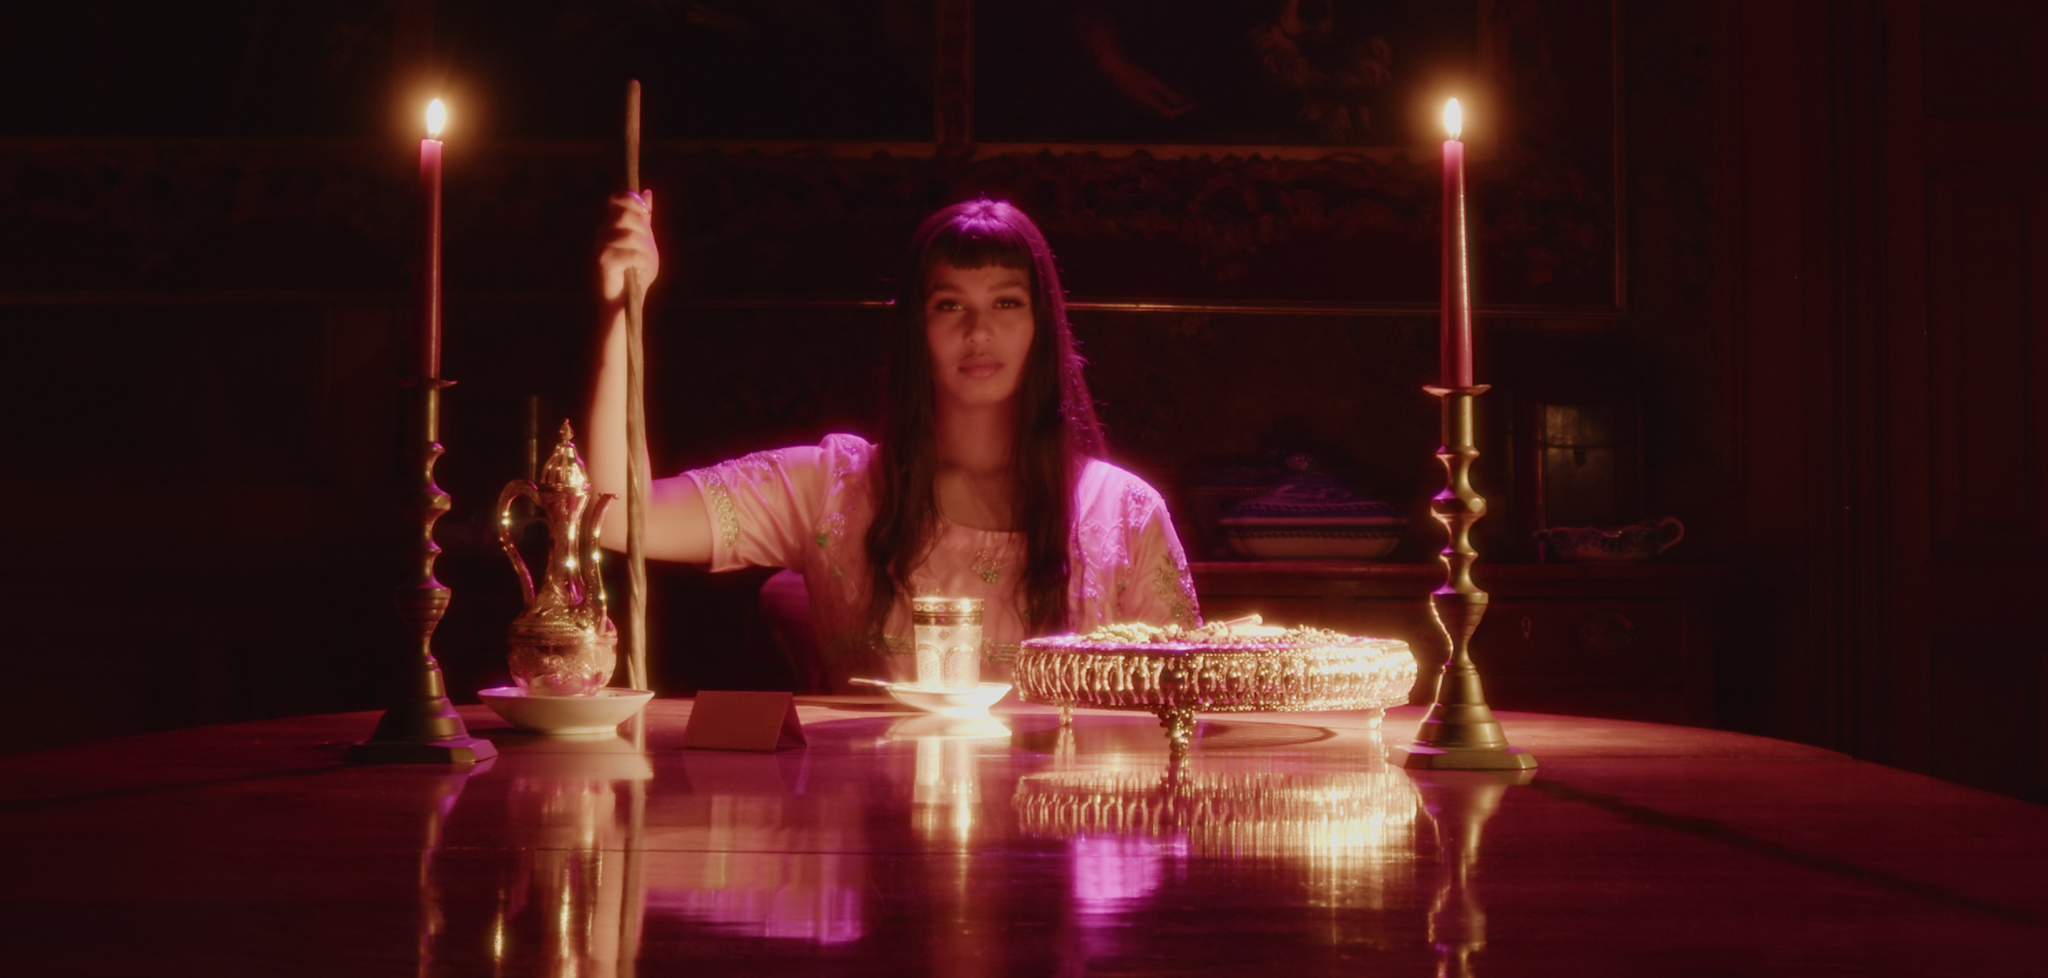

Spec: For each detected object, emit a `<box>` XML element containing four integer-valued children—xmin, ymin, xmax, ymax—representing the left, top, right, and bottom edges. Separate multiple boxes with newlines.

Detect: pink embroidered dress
<box><xmin>684</xmin><ymin>434</ymin><xmax>1200</xmax><ymax>688</ymax></box>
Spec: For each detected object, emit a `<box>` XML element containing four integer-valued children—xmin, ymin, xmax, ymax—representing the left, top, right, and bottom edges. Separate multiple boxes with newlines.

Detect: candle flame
<box><xmin>425</xmin><ymin>99</ymin><xmax>447</xmax><ymax>139</ymax></box>
<box><xmin>1443</xmin><ymin>98</ymin><xmax>1462</xmax><ymax>140</ymax></box>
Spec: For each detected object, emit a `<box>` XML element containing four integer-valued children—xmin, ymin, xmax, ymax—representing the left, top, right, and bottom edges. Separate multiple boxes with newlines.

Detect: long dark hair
<box><xmin>863</xmin><ymin>199</ymin><xmax>1104</xmax><ymax>637</ymax></box>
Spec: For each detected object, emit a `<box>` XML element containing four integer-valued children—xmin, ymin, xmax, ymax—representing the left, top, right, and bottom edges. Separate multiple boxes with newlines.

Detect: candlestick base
<box><xmin>347</xmin><ymin>665</ymin><xmax>499</xmax><ymax>763</ymax></box>
<box><xmin>1389</xmin><ymin>742</ymin><xmax>1536</xmax><ymax>771</ymax></box>
<box><xmin>344</xmin><ymin>735</ymin><xmax>498</xmax><ymax>766</ymax></box>
<box><xmin>1393</xmin><ymin>653</ymin><xmax>1536</xmax><ymax>770</ymax></box>
<box><xmin>349</xmin><ymin>404</ymin><xmax>495</xmax><ymax>765</ymax></box>
<box><xmin>347</xmin><ymin>584</ymin><xmax>498</xmax><ymax>766</ymax></box>
<box><xmin>1390</xmin><ymin>688</ymin><xmax>1538</xmax><ymax>771</ymax></box>
<box><xmin>1392</xmin><ymin>385</ymin><xmax>1535</xmax><ymax>772</ymax></box>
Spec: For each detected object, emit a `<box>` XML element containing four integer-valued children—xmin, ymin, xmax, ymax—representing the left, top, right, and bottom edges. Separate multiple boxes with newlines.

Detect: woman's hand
<box><xmin>598</xmin><ymin>190</ymin><xmax>659</xmax><ymax>303</ymax></box>
<box><xmin>586</xmin><ymin>186</ymin><xmax>711</xmax><ymax>562</ymax></box>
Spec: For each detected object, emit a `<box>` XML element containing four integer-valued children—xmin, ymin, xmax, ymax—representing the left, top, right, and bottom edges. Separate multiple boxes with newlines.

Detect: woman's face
<box><xmin>924</xmin><ymin>261</ymin><xmax>1035</xmax><ymax>410</ymax></box>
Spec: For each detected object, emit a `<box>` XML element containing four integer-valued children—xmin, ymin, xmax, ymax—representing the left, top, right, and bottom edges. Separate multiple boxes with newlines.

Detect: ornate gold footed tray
<box><xmin>1013</xmin><ymin>618</ymin><xmax>1418</xmax><ymax>755</ymax></box>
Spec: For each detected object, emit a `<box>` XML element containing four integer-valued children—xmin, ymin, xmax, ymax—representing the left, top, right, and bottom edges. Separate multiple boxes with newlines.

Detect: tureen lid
<box><xmin>1225</xmin><ymin>454</ymin><xmax>1397</xmax><ymax>520</ymax></box>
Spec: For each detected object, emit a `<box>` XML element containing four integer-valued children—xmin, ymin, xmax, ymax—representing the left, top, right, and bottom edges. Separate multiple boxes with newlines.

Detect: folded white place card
<box><xmin>680</xmin><ymin>690</ymin><xmax>808</xmax><ymax>752</ymax></box>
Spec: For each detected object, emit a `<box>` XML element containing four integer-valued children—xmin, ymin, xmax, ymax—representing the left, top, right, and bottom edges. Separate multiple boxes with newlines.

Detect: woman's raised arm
<box><xmin>586</xmin><ymin>189</ymin><xmax>714</xmax><ymax>562</ymax></box>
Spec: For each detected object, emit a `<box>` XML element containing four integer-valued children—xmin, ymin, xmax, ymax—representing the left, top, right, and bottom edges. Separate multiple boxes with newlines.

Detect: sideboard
<box><xmin>1190</xmin><ymin>561</ymin><xmax>1735</xmax><ymax>726</ymax></box>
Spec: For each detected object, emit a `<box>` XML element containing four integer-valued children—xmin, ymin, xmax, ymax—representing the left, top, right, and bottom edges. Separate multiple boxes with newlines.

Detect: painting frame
<box><xmin>649</xmin><ymin>0</ymin><xmax>1625</xmax><ymax>319</ymax></box>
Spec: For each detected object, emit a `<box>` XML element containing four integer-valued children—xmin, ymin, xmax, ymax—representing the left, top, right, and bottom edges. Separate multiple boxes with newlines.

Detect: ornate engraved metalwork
<box><xmin>1014</xmin><ymin>622</ymin><xmax>1417</xmax><ymax>757</ymax></box>
<box><xmin>497</xmin><ymin>422</ymin><xmax>619</xmax><ymax>697</ymax></box>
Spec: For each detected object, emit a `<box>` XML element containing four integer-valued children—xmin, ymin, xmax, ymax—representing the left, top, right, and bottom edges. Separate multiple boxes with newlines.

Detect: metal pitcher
<box><xmin>496</xmin><ymin>421</ymin><xmax>617</xmax><ymax>696</ymax></box>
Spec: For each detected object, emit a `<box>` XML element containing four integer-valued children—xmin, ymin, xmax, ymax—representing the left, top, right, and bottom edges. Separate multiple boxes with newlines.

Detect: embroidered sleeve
<box><xmin>1117</xmin><ymin>479</ymin><xmax>1202</xmax><ymax>628</ymax></box>
<box><xmin>700</xmin><ymin>470</ymin><xmax>741</xmax><ymax>551</ymax></box>
<box><xmin>681</xmin><ymin>445</ymin><xmax>828</xmax><ymax>572</ymax></box>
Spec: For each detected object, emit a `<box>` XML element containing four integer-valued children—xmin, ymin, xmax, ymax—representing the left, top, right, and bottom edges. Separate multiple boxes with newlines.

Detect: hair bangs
<box><xmin>920</xmin><ymin>213</ymin><xmax>1038</xmax><ymax>278</ymax></box>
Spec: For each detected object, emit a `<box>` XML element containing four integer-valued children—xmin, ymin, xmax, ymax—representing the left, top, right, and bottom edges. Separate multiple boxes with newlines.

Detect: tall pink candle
<box><xmin>419</xmin><ymin>99</ymin><xmax>445</xmax><ymax>382</ymax></box>
<box><xmin>1440</xmin><ymin>98</ymin><xmax>1473</xmax><ymax>389</ymax></box>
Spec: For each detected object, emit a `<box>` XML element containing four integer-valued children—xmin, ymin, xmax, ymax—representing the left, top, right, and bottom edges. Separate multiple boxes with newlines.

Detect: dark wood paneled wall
<box><xmin>1915</xmin><ymin>0</ymin><xmax>2048</xmax><ymax>797</ymax></box>
<box><xmin>1708</xmin><ymin>0</ymin><xmax>2048</xmax><ymax>798</ymax></box>
<box><xmin>6</xmin><ymin>1</ymin><xmax>2046</xmax><ymax>803</ymax></box>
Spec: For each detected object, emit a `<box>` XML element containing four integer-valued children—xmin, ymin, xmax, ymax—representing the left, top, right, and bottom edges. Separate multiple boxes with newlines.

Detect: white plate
<box><xmin>478</xmin><ymin>686</ymin><xmax>654</xmax><ymax>736</ymax></box>
<box><xmin>884</xmin><ymin>682</ymin><xmax>1012</xmax><ymax>718</ymax></box>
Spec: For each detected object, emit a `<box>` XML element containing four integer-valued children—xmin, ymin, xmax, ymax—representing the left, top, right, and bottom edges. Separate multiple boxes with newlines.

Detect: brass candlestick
<box><xmin>348</xmin><ymin>101</ymin><xmax>494</xmax><ymax>764</ymax></box>
<box><xmin>347</xmin><ymin>390</ymin><xmax>496</xmax><ymax>762</ymax></box>
<box><xmin>1390</xmin><ymin>386</ymin><xmax>1535</xmax><ymax>771</ymax></box>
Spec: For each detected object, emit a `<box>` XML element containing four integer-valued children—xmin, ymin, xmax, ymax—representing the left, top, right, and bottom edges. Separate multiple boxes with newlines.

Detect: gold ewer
<box><xmin>496</xmin><ymin>422</ymin><xmax>618</xmax><ymax>696</ymax></box>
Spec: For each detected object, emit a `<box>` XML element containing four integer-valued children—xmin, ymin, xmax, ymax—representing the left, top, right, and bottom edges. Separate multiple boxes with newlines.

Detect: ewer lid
<box><xmin>538</xmin><ymin>421</ymin><xmax>590</xmax><ymax>492</ymax></box>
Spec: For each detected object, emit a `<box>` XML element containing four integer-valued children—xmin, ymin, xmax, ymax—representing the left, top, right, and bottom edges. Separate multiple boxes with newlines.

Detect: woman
<box><xmin>586</xmin><ymin>194</ymin><xmax>1199</xmax><ymax>689</ymax></box>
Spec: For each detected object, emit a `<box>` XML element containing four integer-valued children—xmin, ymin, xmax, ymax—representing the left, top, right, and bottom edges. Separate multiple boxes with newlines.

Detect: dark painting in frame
<box><xmin>976</xmin><ymin>0</ymin><xmax>1477</xmax><ymax>148</ymax></box>
<box><xmin>968</xmin><ymin>0</ymin><xmax>1623</xmax><ymax>314</ymax></box>
<box><xmin>644</xmin><ymin>0</ymin><xmax>1621</xmax><ymax>317</ymax></box>
<box><xmin>430</xmin><ymin>0</ymin><xmax>938</xmax><ymax>141</ymax></box>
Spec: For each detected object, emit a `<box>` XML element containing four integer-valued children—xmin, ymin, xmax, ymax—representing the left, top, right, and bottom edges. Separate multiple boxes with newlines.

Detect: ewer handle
<box><xmin>495</xmin><ymin>479</ymin><xmax>542</xmax><ymax>607</ymax></box>
<box><xmin>579</xmin><ymin>492</ymin><xmax>617</xmax><ymax>625</ymax></box>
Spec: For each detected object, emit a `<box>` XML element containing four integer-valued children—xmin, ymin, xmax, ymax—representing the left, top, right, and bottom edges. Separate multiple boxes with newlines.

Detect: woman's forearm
<box><xmin>585</xmin><ymin>303</ymin><xmax>633</xmax><ymax>543</ymax></box>
<box><xmin>584</xmin><ymin>301</ymin><xmax>715</xmax><ymax>562</ymax></box>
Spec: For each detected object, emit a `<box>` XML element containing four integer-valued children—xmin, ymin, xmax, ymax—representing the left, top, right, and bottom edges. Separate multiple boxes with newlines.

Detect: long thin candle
<box><xmin>1441</xmin><ymin>98</ymin><xmax>1473</xmax><ymax>389</ymax></box>
<box><xmin>420</xmin><ymin>99</ymin><xmax>446</xmax><ymax>386</ymax></box>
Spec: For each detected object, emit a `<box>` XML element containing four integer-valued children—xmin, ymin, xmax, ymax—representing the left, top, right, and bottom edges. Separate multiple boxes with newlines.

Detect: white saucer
<box><xmin>884</xmin><ymin>682</ymin><xmax>1011</xmax><ymax>718</ymax></box>
<box><xmin>883</xmin><ymin>713</ymin><xmax>1013</xmax><ymax>741</ymax></box>
<box><xmin>478</xmin><ymin>687</ymin><xmax>654</xmax><ymax>736</ymax></box>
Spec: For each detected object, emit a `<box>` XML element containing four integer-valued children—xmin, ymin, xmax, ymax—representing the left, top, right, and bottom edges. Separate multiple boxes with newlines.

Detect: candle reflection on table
<box><xmin>434</xmin><ymin>736</ymin><xmax>871</xmax><ymax>961</ymax></box>
<box><xmin>889</xmin><ymin>714</ymin><xmax>1011</xmax><ymax>845</ymax></box>
<box><xmin>420</xmin><ymin>709</ymin><xmax>1514</xmax><ymax>974</ymax></box>
<box><xmin>641</xmin><ymin>751</ymin><xmax>867</xmax><ymax>944</ymax></box>
<box><xmin>427</xmin><ymin>735</ymin><xmax>650</xmax><ymax>978</ymax></box>
<box><xmin>1408</xmin><ymin>770</ymin><xmax>1530</xmax><ymax>978</ymax></box>
<box><xmin>640</xmin><ymin>800</ymin><xmax>866</xmax><ymax>943</ymax></box>
<box><xmin>885</xmin><ymin>714</ymin><xmax>1013</xmax><ymax>978</ymax></box>
<box><xmin>413</xmin><ymin>759</ymin><xmax>491</xmax><ymax>978</ymax></box>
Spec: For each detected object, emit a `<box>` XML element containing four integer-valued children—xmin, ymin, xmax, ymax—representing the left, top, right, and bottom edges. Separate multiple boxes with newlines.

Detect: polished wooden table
<box><xmin>4</xmin><ymin>698</ymin><xmax>2045</xmax><ymax>976</ymax></box>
